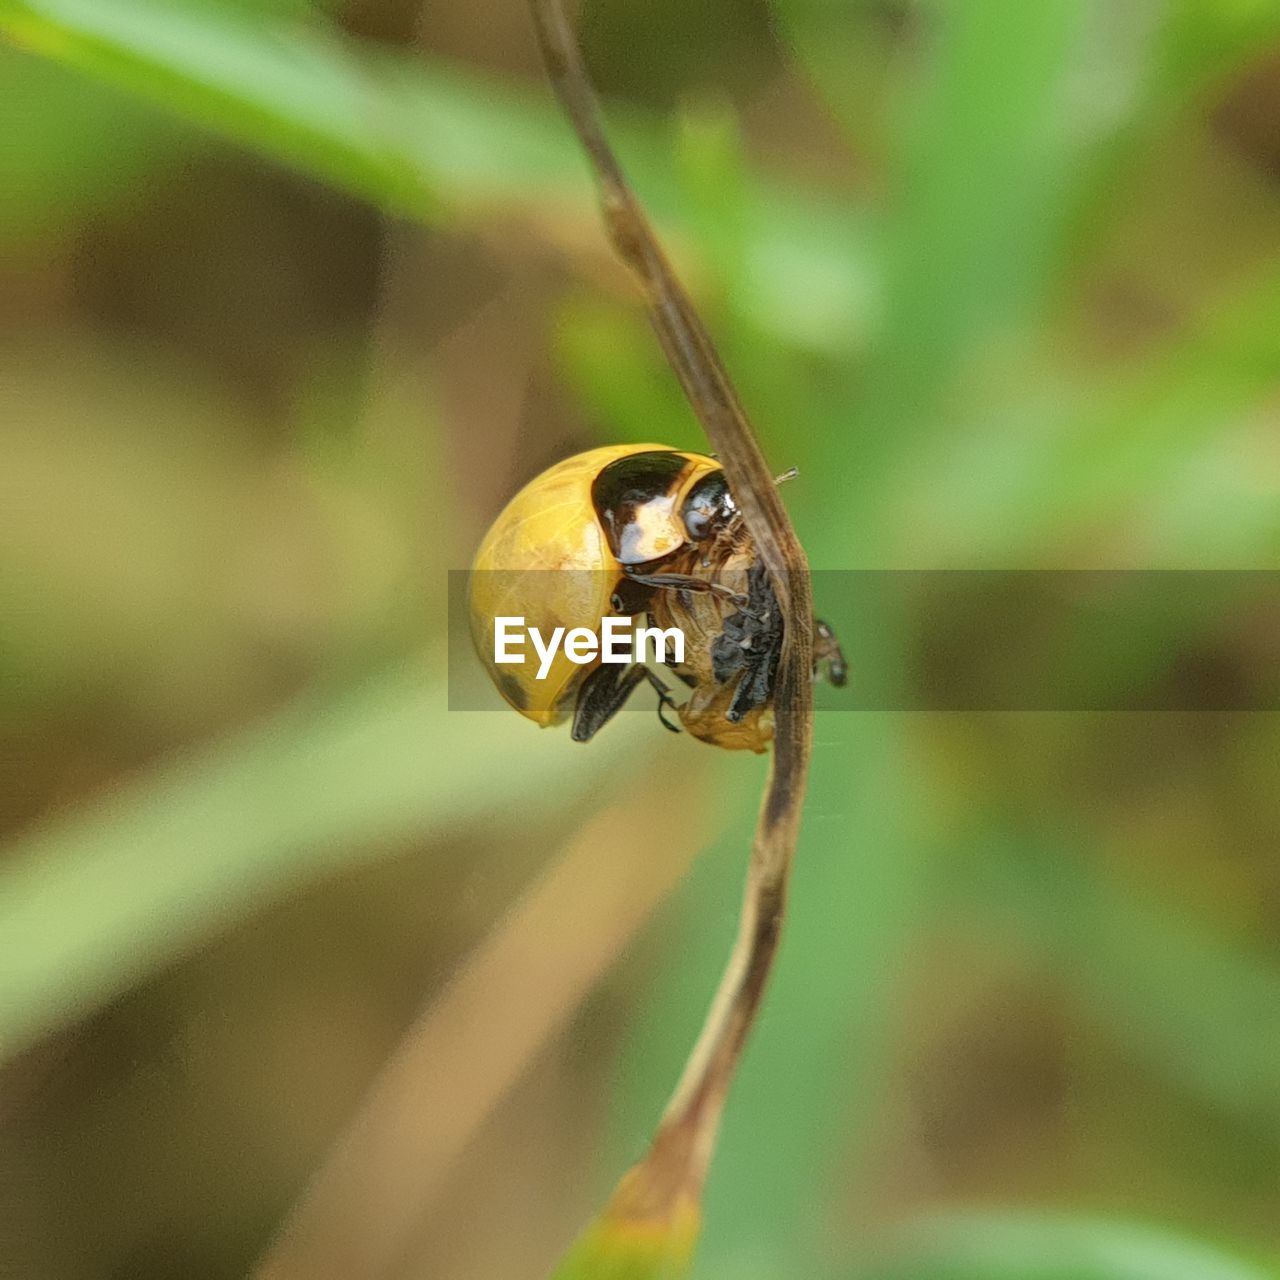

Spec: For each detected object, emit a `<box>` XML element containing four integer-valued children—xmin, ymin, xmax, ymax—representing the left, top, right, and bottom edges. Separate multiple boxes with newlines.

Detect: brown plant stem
<box><xmin>528</xmin><ymin>0</ymin><xmax>816</xmax><ymax>1228</ymax></box>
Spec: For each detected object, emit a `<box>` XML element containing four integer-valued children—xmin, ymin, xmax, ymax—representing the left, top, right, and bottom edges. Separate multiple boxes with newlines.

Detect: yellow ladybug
<box><xmin>469</xmin><ymin>444</ymin><xmax>845</xmax><ymax>752</ymax></box>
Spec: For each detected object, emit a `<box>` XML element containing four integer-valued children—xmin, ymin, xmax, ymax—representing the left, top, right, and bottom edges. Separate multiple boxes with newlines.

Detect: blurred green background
<box><xmin>1</xmin><ymin>0</ymin><xmax>1279</xmax><ymax>1277</ymax></box>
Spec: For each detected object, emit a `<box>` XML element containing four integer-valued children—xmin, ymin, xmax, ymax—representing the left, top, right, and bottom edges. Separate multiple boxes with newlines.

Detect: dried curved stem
<box><xmin>529</xmin><ymin>0</ymin><xmax>815</xmax><ymax>1231</ymax></box>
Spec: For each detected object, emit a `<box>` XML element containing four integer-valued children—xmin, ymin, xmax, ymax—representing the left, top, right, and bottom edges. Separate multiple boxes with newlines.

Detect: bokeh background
<box><xmin>2</xmin><ymin>0</ymin><xmax>1279</xmax><ymax>1277</ymax></box>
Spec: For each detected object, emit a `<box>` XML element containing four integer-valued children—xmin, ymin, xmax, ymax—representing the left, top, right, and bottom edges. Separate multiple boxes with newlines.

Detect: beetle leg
<box><xmin>571</xmin><ymin>663</ymin><xmax>683</xmax><ymax>740</ymax></box>
<box><xmin>813</xmin><ymin>617</ymin><xmax>848</xmax><ymax>688</ymax></box>
<box><xmin>570</xmin><ymin>663</ymin><xmax>649</xmax><ymax>742</ymax></box>
<box><xmin>642</xmin><ymin>667</ymin><xmax>683</xmax><ymax>734</ymax></box>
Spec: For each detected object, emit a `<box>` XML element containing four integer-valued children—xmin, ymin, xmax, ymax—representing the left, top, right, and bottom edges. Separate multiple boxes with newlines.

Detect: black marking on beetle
<box><xmin>496</xmin><ymin>670</ymin><xmax>531</xmax><ymax>712</ymax></box>
<box><xmin>591</xmin><ymin>451</ymin><xmax>690</xmax><ymax>565</ymax></box>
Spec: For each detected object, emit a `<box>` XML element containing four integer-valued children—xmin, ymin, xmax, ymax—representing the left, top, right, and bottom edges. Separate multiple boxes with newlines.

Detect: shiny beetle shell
<box><xmin>468</xmin><ymin>443</ymin><xmax>724</xmax><ymax>726</ymax></box>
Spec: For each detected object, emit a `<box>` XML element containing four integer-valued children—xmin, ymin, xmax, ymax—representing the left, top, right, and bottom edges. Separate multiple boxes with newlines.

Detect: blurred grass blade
<box><xmin>255</xmin><ymin>797</ymin><xmax>709</xmax><ymax>1280</ymax></box>
<box><xmin>0</xmin><ymin>0</ymin><xmax>871</xmax><ymax>354</ymax></box>
<box><xmin>862</xmin><ymin>1210</ymin><xmax>1280</xmax><ymax>1280</ymax></box>
<box><xmin>866</xmin><ymin>0</ymin><xmax>1092</xmax><ymax>427</ymax></box>
<box><xmin>966</xmin><ymin>829</ymin><xmax>1280</xmax><ymax>1130</ymax></box>
<box><xmin>0</xmin><ymin>666</ymin><xmax>638</xmax><ymax>1061</ymax></box>
<box><xmin>934</xmin><ymin>259</ymin><xmax>1280</xmax><ymax>558</ymax></box>
<box><xmin>1026</xmin><ymin>259</ymin><xmax>1280</xmax><ymax>549</ymax></box>
<box><xmin>0</xmin><ymin>0</ymin><xmax>436</xmax><ymax>215</ymax></box>
<box><xmin>792</xmin><ymin>0</ymin><xmax>1140</xmax><ymax>548</ymax></box>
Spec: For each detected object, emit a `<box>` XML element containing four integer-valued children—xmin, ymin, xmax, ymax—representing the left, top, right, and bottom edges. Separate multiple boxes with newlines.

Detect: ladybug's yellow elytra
<box><xmin>468</xmin><ymin>444</ymin><xmax>723</xmax><ymax>724</ymax></box>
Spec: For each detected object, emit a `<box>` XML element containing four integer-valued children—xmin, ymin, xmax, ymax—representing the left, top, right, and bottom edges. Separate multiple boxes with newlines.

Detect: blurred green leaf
<box><xmin>859</xmin><ymin>1210</ymin><xmax>1280</xmax><ymax>1280</ymax></box>
<box><xmin>1026</xmin><ymin>261</ymin><xmax>1280</xmax><ymax>558</ymax></box>
<box><xmin>0</xmin><ymin>0</ymin><xmax>872</xmax><ymax>353</ymax></box>
<box><xmin>674</xmin><ymin>98</ymin><xmax>749</xmax><ymax>294</ymax></box>
<box><xmin>0</xmin><ymin>49</ymin><xmax>189</xmax><ymax>248</ymax></box>
<box><xmin>1153</xmin><ymin>0</ymin><xmax>1280</xmax><ymax>106</ymax></box>
<box><xmin>555</xmin><ymin>293</ymin><xmax>703</xmax><ymax>450</ymax></box>
<box><xmin>786</xmin><ymin>0</ymin><xmax>1165</xmax><ymax>553</ymax></box>
<box><xmin>0</xmin><ymin>0</ymin><xmax>435</xmax><ymax>215</ymax></box>
<box><xmin>961</xmin><ymin>827</ymin><xmax>1280</xmax><ymax>1130</ymax></box>
<box><xmin>867</xmin><ymin>0</ymin><xmax>1091</xmax><ymax>426</ymax></box>
<box><xmin>770</xmin><ymin>0</ymin><xmax>908</xmax><ymax>156</ymax></box>
<box><xmin>914</xmin><ymin>259</ymin><xmax>1280</xmax><ymax>562</ymax></box>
